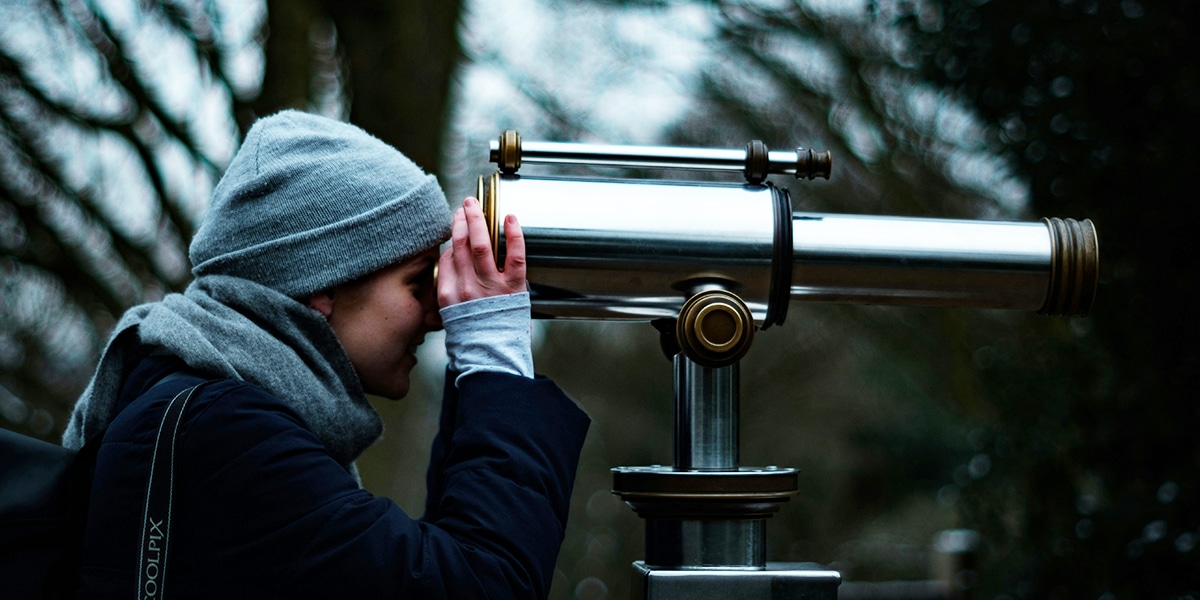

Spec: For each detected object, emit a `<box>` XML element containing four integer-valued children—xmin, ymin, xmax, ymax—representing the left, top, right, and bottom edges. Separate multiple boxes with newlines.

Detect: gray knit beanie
<box><xmin>190</xmin><ymin>110</ymin><xmax>452</xmax><ymax>298</ymax></box>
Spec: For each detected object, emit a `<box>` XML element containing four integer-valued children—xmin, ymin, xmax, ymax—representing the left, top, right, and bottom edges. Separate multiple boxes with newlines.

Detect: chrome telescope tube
<box><xmin>479</xmin><ymin>173</ymin><xmax>1098</xmax><ymax>323</ymax></box>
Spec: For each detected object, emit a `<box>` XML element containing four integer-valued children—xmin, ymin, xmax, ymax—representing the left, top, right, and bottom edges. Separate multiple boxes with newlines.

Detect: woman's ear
<box><xmin>308</xmin><ymin>290</ymin><xmax>334</xmax><ymax>318</ymax></box>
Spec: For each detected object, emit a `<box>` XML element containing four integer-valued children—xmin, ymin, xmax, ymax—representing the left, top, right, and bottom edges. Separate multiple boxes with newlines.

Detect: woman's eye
<box><xmin>411</xmin><ymin>264</ymin><xmax>436</xmax><ymax>289</ymax></box>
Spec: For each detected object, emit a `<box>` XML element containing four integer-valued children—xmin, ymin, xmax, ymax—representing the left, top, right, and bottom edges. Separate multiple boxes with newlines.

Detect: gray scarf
<box><xmin>62</xmin><ymin>275</ymin><xmax>382</xmax><ymax>467</ymax></box>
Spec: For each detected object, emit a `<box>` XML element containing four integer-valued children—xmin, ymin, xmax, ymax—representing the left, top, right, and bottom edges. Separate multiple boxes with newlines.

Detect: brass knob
<box><xmin>693</xmin><ymin>302</ymin><xmax>744</xmax><ymax>353</ymax></box>
<box><xmin>677</xmin><ymin>290</ymin><xmax>754</xmax><ymax>367</ymax></box>
<box><xmin>498</xmin><ymin>129</ymin><xmax>522</xmax><ymax>174</ymax></box>
<box><xmin>798</xmin><ymin>148</ymin><xmax>832</xmax><ymax>180</ymax></box>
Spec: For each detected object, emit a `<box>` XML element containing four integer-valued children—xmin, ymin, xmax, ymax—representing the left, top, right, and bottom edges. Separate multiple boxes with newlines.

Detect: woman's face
<box><xmin>313</xmin><ymin>247</ymin><xmax>442</xmax><ymax>399</ymax></box>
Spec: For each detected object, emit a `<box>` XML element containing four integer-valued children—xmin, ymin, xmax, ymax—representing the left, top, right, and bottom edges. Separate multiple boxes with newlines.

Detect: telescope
<box><xmin>477</xmin><ymin>131</ymin><xmax>1099</xmax><ymax>599</ymax></box>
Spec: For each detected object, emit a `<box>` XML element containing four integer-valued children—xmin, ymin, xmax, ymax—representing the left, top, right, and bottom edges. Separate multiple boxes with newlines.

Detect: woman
<box><xmin>63</xmin><ymin>110</ymin><xmax>589</xmax><ymax>598</ymax></box>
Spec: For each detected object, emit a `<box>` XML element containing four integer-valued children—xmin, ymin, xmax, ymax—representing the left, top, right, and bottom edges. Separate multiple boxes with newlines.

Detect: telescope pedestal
<box><xmin>612</xmin><ymin>355</ymin><xmax>842</xmax><ymax>598</ymax></box>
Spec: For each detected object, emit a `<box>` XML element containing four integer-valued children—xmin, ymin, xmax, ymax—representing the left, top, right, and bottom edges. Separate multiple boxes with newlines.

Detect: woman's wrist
<box><xmin>439</xmin><ymin>291</ymin><xmax>533</xmax><ymax>385</ymax></box>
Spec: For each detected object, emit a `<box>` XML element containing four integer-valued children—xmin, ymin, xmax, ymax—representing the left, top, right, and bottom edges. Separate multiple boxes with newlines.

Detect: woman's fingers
<box><xmin>503</xmin><ymin>214</ymin><xmax>526</xmax><ymax>288</ymax></box>
<box><xmin>462</xmin><ymin>198</ymin><xmax>497</xmax><ymax>279</ymax></box>
<box><xmin>449</xmin><ymin>205</ymin><xmax>474</xmax><ymax>286</ymax></box>
<box><xmin>437</xmin><ymin>241</ymin><xmax>459</xmax><ymax>307</ymax></box>
<box><xmin>438</xmin><ymin>198</ymin><xmax>527</xmax><ymax>308</ymax></box>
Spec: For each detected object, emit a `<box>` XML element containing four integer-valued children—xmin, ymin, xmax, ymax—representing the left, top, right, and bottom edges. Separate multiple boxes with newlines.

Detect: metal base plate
<box><xmin>632</xmin><ymin>561</ymin><xmax>841</xmax><ymax>600</ymax></box>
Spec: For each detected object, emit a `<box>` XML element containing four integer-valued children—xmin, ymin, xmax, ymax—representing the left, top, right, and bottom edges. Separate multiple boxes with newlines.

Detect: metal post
<box><xmin>647</xmin><ymin>357</ymin><xmax>765</xmax><ymax>570</ymax></box>
<box><xmin>674</xmin><ymin>356</ymin><xmax>738</xmax><ymax>471</ymax></box>
<box><xmin>614</xmin><ymin>349</ymin><xmax>840</xmax><ymax>596</ymax></box>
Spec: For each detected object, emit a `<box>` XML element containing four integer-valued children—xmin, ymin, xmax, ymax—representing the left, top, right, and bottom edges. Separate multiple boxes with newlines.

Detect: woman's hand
<box><xmin>437</xmin><ymin>197</ymin><xmax>527</xmax><ymax>308</ymax></box>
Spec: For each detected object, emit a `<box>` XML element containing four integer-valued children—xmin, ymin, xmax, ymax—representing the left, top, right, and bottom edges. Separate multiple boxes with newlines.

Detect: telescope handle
<box><xmin>490</xmin><ymin>130</ymin><xmax>832</xmax><ymax>184</ymax></box>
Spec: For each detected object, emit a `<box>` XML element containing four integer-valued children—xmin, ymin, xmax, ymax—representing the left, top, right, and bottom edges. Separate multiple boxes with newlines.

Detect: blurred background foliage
<box><xmin>1</xmin><ymin>0</ymin><xmax>1196</xmax><ymax>599</ymax></box>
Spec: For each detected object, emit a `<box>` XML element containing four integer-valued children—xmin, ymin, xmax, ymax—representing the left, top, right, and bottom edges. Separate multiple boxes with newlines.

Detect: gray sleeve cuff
<box><xmin>439</xmin><ymin>292</ymin><xmax>534</xmax><ymax>387</ymax></box>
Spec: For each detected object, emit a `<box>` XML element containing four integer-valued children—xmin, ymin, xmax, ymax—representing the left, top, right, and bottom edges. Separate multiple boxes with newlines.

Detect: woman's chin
<box><xmin>364</xmin><ymin>375</ymin><xmax>411</xmax><ymax>401</ymax></box>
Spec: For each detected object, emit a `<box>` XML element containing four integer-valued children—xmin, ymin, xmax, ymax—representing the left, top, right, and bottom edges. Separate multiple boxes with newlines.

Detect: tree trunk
<box><xmin>255</xmin><ymin>0</ymin><xmax>464</xmax><ymax>178</ymax></box>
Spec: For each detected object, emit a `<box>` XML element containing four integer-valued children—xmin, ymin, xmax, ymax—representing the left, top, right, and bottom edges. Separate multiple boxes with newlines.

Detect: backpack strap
<box><xmin>136</xmin><ymin>382</ymin><xmax>208</xmax><ymax>600</ymax></box>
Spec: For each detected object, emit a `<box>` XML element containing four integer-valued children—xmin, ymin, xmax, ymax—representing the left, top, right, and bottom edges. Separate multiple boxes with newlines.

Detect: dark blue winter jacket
<box><xmin>74</xmin><ymin>355</ymin><xmax>589</xmax><ymax>598</ymax></box>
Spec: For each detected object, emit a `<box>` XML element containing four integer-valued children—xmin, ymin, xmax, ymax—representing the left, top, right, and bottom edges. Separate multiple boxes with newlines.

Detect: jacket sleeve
<box><xmin>421</xmin><ymin>369</ymin><xmax>460</xmax><ymax>522</ymax></box>
<box><xmin>421</xmin><ymin>371</ymin><xmax>589</xmax><ymax>596</ymax></box>
<box><xmin>178</xmin><ymin>373</ymin><xmax>589</xmax><ymax>599</ymax></box>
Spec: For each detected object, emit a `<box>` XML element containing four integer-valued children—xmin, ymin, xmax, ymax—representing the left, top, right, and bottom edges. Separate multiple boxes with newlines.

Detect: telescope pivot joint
<box><xmin>676</xmin><ymin>290</ymin><xmax>755</xmax><ymax>368</ymax></box>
